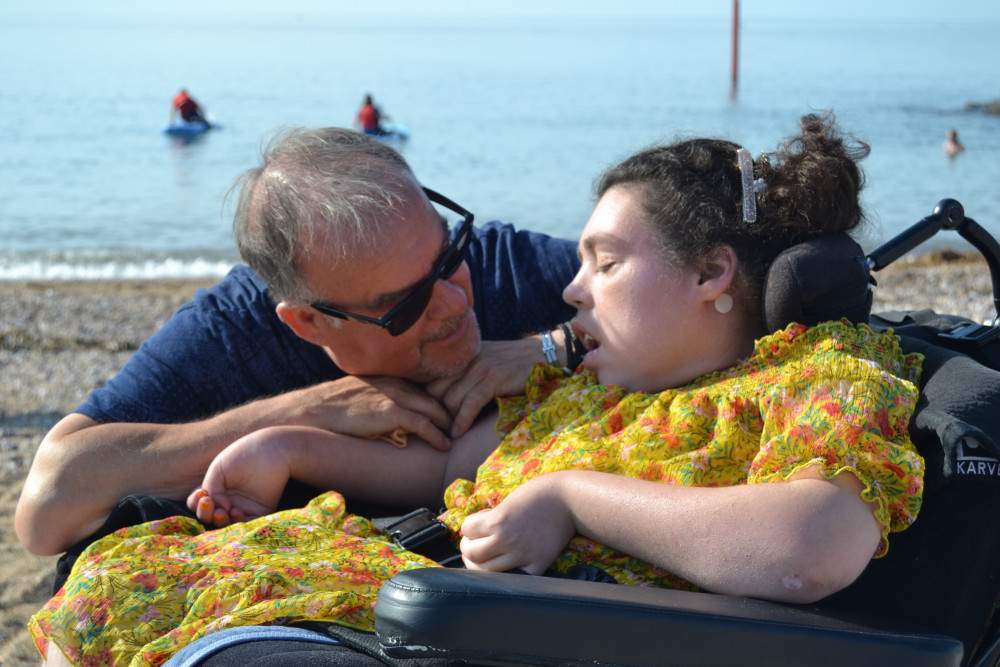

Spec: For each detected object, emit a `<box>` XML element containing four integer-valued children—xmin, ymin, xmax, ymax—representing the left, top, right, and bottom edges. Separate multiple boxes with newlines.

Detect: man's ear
<box><xmin>276</xmin><ymin>302</ymin><xmax>330</xmax><ymax>347</ymax></box>
<box><xmin>696</xmin><ymin>245</ymin><xmax>738</xmax><ymax>300</ymax></box>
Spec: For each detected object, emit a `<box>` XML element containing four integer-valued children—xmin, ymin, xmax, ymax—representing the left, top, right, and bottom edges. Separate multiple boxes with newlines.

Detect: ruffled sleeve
<box><xmin>747</xmin><ymin>322</ymin><xmax>924</xmax><ymax>557</ymax></box>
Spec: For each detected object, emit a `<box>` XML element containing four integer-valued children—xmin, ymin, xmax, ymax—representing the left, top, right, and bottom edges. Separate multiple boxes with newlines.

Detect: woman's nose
<box><xmin>562</xmin><ymin>271</ymin><xmax>586</xmax><ymax>309</ymax></box>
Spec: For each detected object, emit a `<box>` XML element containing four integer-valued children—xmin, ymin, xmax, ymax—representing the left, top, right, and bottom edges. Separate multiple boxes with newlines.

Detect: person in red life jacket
<box><xmin>356</xmin><ymin>93</ymin><xmax>389</xmax><ymax>135</ymax></box>
<box><xmin>171</xmin><ymin>89</ymin><xmax>210</xmax><ymax>126</ymax></box>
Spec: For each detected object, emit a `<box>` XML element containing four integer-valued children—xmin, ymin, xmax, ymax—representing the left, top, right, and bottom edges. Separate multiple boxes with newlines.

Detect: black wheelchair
<box><xmin>152</xmin><ymin>200</ymin><xmax>1000</xmax><ymax>666</ymax></box>
<box><xmin>357</xmin><ymin>200</ymin><xmax>1000</xmax><ymax>667</ymax></box>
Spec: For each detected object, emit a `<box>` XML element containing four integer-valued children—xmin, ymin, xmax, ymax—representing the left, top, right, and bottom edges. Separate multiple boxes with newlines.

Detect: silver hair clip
<box><xmin>736</xmin><ymin>147</ymin><xmax>763</xmax><ymax>224</ymax></box>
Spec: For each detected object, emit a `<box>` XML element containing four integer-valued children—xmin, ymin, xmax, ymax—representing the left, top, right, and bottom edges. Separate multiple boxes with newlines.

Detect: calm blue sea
<box><xmin>1</xmin><ymin>13</ymin><xmax>999</xmax><ymax>279</ymax></box>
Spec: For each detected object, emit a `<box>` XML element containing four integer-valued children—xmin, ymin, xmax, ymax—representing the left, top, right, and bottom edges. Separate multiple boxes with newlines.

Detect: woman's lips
<box><xmin>572</xmin><ymin>321</ymin><xmax>601</xmax><ymax>353</ymax></box>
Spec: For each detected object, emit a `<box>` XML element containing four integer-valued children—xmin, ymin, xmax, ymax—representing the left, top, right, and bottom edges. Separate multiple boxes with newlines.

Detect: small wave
<box><xmin>0</xmin><ymin>255</ymin><xmax>236</xmax><ymax>281</ymax></box>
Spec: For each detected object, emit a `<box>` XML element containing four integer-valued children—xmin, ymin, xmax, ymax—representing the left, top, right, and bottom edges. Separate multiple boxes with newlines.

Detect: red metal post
<box><xmin>731</xmin><ymin>0</ymin><xmax>740</xmax><ymax>98</ymax></box>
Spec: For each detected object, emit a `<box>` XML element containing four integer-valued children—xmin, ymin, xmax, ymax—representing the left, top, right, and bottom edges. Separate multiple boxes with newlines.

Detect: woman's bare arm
<box><xmin>460</xmin><ymin>466</ymin><xmax>880</xmax><ymax>604</ymax></box>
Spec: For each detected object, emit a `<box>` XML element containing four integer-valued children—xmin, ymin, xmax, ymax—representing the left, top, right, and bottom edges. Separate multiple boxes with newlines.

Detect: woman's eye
<box><xmin>596</xmin><ymin>260</ymin><xmax>616</xmax><ymax>273</ymax></box>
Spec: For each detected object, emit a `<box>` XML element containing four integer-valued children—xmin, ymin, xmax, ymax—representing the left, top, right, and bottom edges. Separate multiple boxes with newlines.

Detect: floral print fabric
<box><xmin>30</xmin><ymin>494</ymin><xmax>436</xmax><ymax>666</ymax></box>
<box><xmin>30</xmin><ymin>321</ymin><xmax>924</xmax><ymax>666</ymax></box>
<box><xmin>441</xmin><ymin>320</ymin><xmax>924</xmax><ymax>582</ymax></box>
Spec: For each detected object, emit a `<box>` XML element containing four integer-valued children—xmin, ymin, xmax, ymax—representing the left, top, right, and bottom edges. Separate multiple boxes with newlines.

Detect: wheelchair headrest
<box><xmin>762</xmin><ymin>233</ymin><xmax>873</xmax><ymax>332</ymax></box>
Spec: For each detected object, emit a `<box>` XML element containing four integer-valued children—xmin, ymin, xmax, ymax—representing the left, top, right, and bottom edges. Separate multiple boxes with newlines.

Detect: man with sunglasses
<box><xmin>17</xmin><ymin>127</ymin><xmax>581</xmax><ymax>559</ymax></box>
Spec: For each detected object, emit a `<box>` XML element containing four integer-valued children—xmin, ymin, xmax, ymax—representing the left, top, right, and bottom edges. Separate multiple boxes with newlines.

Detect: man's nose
<box><xmin>425</xmin><ymin>264</ymin><xmax>472</xmax><ymax>319</ymax></box>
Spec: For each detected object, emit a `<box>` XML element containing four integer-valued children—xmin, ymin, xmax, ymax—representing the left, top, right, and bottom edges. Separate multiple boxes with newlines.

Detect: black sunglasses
<box><xmin>310</xmin><ymin>188</ymin><xmax>475</xmax><ymax>337</ymax></box>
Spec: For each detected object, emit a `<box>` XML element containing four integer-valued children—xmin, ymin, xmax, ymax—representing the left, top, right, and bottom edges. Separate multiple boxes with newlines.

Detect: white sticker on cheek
<box><xmin>781</xmin><ymin>574</ymin><xmax>804</xmax><ymax>590</ymax></box>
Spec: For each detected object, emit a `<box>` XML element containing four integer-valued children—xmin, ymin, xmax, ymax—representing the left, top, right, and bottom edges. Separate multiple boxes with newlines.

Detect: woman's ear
<box><xmin>276</xmin><ymin>302</ymin><xmax>331</xmax><ymax>347</ymax></box>
<box><xmin>696</xmin><ymin>245</ymin><xmax>738</xmax><ymax>300</ymax></box>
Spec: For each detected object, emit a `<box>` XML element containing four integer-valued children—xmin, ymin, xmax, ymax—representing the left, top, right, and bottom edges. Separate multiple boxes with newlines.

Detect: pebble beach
<box><xmin>0</xmin><ymin>255</ymin><xmax>994</xmax><ymax>666</ymax></box>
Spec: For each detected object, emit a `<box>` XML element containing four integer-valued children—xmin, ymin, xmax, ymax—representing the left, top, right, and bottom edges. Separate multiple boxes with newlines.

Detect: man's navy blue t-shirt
<box><xmin>78</xmin><ymin>222</ymin><xmax>580</xmax><ymax>424</ymax></box>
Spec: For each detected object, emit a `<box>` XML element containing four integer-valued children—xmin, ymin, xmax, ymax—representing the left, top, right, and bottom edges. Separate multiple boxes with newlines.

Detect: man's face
<box><xmin>298</xmin><ymin>185</ymin><xmax>481</xmax><ymax>383</ymax></box>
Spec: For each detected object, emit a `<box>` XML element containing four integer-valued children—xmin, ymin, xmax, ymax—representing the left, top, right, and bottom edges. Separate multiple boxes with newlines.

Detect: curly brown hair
<box><xmin>596</xmin><ymin>112</ymin><xmax>870</xmax><ymax>318</ymax></box>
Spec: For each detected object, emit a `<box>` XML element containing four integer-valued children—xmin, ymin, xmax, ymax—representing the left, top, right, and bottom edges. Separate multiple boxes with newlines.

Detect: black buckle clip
<box><xmin>382</xmin><ymin>508</ymin><xmax>453</xmax><ymax>557</ymax></box>
<box><xmin>938</xmin><ymin>321</ymin><xmax>1000</xmax><ymax>347</ymax></box>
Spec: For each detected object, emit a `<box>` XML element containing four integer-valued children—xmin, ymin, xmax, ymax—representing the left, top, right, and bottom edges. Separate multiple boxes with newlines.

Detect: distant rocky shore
<box><xmin>965</xmin><ymin>98</ymin><xmax>1000</xmax><ymax>114</ymax></box>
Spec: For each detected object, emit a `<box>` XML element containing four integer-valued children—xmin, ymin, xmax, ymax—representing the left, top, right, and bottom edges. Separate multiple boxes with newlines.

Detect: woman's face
<box><xmin>563</xmin><ymin>186</ymin><xmax>723</xmax><ymax>392</ymax></box>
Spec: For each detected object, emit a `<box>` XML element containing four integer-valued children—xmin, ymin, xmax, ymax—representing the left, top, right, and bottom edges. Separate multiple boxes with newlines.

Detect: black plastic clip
<box><xmin>938</xmin><ymin>321</ymin><xmax>1000</xmax><ymax>347</ymax></box>
<box><xmin>381</xmin><ymin>508</ymin><xmax>460</xmax><ymax>564</ymax></box>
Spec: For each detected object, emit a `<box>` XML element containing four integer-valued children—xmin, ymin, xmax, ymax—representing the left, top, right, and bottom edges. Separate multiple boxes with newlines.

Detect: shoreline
<box><xmin>0</xmin><ymin>256</ymin><xmax>996</xmax><ymax>666</ymax></box>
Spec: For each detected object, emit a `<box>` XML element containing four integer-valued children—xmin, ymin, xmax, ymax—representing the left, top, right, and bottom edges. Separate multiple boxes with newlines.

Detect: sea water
<box><xmin>1</xmin><ymin>13</ymin><xmax>998</xmax><ymax>279</ymax></box>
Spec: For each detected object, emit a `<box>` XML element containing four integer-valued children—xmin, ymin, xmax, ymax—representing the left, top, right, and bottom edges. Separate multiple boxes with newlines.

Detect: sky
<box><xmin>7</xmin><ymin>0</ymin><xmax>1000</xmax><ymax>22</ymax></box>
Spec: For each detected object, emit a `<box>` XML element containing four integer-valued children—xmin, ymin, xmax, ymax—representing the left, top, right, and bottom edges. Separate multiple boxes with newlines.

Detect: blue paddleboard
<box><xmin>363</xmin><ymin>123</ymin><xmax>409</xmax><ymax>142</ymax></box>
<box><xmin>161</xmin><ymin>121</ymin><xmax>217</xmax><ymax>137</ymax></box>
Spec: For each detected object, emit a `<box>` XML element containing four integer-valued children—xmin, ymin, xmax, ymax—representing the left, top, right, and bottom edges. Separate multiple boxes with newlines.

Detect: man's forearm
<box><xmin>14</xmin><ymin>389</ymin><xmax>329</xmax><ymax>556</ymax></box>
<box><xmin>17</xmin><ymin>370</ymin><xmax>467</xmax><ymax>554</ymax></box>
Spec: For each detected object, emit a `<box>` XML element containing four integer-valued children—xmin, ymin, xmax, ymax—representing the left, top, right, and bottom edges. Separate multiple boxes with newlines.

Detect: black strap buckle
<box><xmin>939</xmin><ymin>321</ymin><xmax>1000</xmax><ymax>347</ymax></box>
<box><xmin>380</xmin><ymin>508</ymin><xmax>459</xmax><ymax>564</ymax></box>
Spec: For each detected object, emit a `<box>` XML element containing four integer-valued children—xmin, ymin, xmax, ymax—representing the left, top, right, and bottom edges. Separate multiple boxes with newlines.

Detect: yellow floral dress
<box><xmin>30</xmin><ymin>321</ymin><xmax>925</xmax><ymax>666</ymax></box>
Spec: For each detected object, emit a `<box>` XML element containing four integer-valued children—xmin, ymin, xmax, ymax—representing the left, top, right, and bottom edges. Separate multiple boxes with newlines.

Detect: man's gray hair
<box><xmin>231</xmin><ymin>127</ymin><xmax>416</xmax><ymax>303</ymax></box>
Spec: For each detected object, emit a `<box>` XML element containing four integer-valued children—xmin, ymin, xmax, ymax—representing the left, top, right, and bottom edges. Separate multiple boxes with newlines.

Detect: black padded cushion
<box><xmin>375</xmin><ymin>568</ymin><xmax>962</xmax><ymax>667</ymax></box>
<box><xmin>763</xmin><ymin>233</ymin><xmax>873</xmax><ymax>332</ymax></box>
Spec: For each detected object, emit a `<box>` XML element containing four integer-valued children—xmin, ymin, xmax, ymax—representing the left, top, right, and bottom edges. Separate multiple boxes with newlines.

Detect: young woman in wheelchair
<box><xmin>32</xmin><ymin>112</ymin><xmax>925</xmax><ymax>666</ymax></box>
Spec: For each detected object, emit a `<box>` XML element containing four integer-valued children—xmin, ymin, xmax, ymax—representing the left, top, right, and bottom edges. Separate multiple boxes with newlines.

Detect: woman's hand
<box><xmin>459</xmin><ymin>473</ymin><xmax>576</xmax><ymax>574</ymax></box>
<box><xmin>426</xmin><ymin>335</ymin><xmax>557</xmax><ymax>439</ymax></box>
<box><xmin>186</xmin><ymin>427</ymin><xmax>294</xmax><ymax>527</ymax></box>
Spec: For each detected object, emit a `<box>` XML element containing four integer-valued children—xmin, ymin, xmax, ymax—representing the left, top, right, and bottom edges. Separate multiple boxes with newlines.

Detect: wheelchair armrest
<box><xmin>374</xmin><ymin>568</ymin><xmax>963</xmax><ymax>667</ymax></box>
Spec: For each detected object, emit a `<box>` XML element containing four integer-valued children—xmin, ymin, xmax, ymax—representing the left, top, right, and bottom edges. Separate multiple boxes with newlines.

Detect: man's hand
<box><xmin>299</xmin><ymin>375</ymin><xmax>455</xmax><ymax>450</ymax></box>
<box><xmin>425</xmin><ymin>336</ymin><xmax>553</xmax><ymax>438</ymax></box>
<box><xmin>459</xmin><ymin>474</ymin><xmax>575</xmax><ymax>574</ymax></box>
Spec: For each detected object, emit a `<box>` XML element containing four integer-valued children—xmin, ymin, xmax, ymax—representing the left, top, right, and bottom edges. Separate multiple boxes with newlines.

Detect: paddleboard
<box><xmin>161</xmin><ymin>121</ymin><xmax>217</xmax><ymax>137</ymax></box>
<box><xmin>364</xmin><ymin>123</ymin><xmax>409</xmax><ymax>142</ymax></box>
